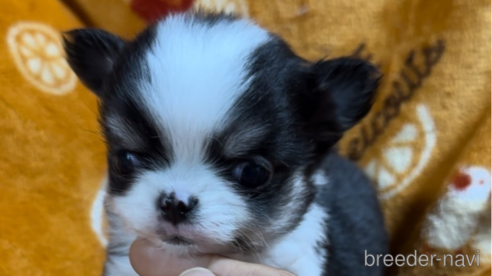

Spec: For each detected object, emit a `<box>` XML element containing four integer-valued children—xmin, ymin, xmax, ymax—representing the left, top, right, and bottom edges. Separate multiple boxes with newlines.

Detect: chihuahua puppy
<box><xmin>63</xmin><ymin>10</ymin><xmax>388</xmax><ymax>276</ymax></box>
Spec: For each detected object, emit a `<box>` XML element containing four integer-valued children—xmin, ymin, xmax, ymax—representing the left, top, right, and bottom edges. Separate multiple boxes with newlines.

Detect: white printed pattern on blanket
<box><xmin>193</xmin><ymin>0</ymin><xmax>249</xmax><ymax>17</ymax></box>
<box><xmin>364</xmin><ymin>104</ymin><xmax>437</xmax><ymax>200</ymax></box>
<box><xmin>6</xmin><ymin>21</ymin><xmax>76</xmax><ymax>95</ymax></box>
<box><xmin>91</xmin><ymin>178</ymin><xmax>108</xmax><ymax>247</ymax></box>
<box><xmin>424</xmin><ymin>166</ymin><xmax>491</xmax><ymax>251</ymax></box>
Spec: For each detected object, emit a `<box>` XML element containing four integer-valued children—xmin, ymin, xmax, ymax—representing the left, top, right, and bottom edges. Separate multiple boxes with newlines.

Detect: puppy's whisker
<box><xmin>236</xmin><ymin>227</ymin><xmax>265</xmax><ymax>261</ymax></box>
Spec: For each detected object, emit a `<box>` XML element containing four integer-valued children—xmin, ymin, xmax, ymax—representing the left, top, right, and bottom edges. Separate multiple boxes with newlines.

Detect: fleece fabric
<box><xmin>0</xmin><ymin>0</ymin><xmax>490</xmax><ymax>275</ymax></box>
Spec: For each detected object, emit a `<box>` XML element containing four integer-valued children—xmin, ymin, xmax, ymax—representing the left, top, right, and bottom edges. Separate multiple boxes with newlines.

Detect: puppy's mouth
<box><xmin>162</xmin><ymin>235</ymin><xmax>193</xmax><ymax>246</ymax></box>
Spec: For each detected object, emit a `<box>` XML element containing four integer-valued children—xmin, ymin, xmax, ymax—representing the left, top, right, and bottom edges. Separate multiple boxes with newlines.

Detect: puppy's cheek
<box><xmin>194</xmin><ymin>184</ymin><xmax>251</xmax><ymax>243</ymax></box>
<box><xmin>111</xmin><ymin>179</ymin><xmax>161</xmax><ymax>236</ymax></box>
<box><xmin>263</xmin><ymin>171</ymin><xmax>312</xmax><ymax>234</ymax></box>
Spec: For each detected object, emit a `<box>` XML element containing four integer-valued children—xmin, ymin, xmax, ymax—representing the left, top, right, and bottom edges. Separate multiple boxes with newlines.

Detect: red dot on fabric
<box><xmin>130</xmin><ymin>0</ymin><xmax>194</xmax><ymax>23</ymax></box>
<box><xmin>452</xmin><ymin>171</ymin><xmax>472</xmax><ymax>191</ymax></box>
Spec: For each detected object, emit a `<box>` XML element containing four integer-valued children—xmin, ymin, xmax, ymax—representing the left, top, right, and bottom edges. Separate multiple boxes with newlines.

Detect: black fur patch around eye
<box><xmin>200</xmin><ymin>37</ymin><xmax>316</xmax><ymax>232</ymax></box>
<box><xmin>97</xmin><ymin>24</ymin><xmax>174</xmax><ymax>196</ymax></box>
<box><xmin>102</xmin><ymin>93</ymin><xmax>174</xmax><ymax>195</ymax></box>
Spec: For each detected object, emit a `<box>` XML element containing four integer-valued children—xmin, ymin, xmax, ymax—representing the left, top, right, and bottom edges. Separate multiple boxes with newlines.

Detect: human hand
<box><xmin>129</xmin><ymin>238</ymin><xmax>296</xmax><ymax>276</ymax></box>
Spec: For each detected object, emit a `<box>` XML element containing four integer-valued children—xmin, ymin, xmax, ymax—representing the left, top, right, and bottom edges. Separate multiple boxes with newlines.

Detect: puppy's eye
<box><xmin>233</xmin><ymin>158</ymin><xmax>272</xmax><ymax>189</ymax></box>
<box><xmin>113</xmin><ymin>151</ymin><xmax>140</xmax><ymax>175</ymax></box>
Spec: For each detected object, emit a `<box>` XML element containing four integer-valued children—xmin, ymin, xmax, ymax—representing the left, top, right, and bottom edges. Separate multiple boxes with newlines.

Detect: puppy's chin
<box><xmin>142</xmin><ymin>224</ymin><xmax>260</xmax><ymax>256</ymax></box>
<box><xmin>134</xmin><ymin>231</ymin><xmax>210</xmax><ymax>256</ymax></box>
<box><xmin>156</xmin><ymin>232</ymin><xmax>204</xmax><ymax>249</ymax></box>
<box><xmin>154</xmin><ymin>234</ymin><xmax>237</xmax><ymax>256</ymax></box>
<box><xmin>162</xmin><ymin>235</ymin><xmax>194</xmax><ymax>246</ymax></box>
<box><xmin>132</xmin><ymin>222</ymin><xmax>233</xmax><ymax>255</ymax></box>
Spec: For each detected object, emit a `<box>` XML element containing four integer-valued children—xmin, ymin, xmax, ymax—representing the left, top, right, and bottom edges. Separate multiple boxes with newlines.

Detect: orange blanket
<box><xmin>0</xmin><ymin>0</ymin><xmax>489</xmax><ymax>275</ymax></box>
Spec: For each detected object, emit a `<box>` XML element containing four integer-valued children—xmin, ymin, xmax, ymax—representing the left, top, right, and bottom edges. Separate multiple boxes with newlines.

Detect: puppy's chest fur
<box><xmin>235</xmin><ymin>202</ymin><xmax>329</xmax><ymax>276</ymax></box>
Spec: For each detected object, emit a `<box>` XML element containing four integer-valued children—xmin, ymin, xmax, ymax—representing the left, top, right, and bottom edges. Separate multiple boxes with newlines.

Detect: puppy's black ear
<box><xmin>302</xmin><ymin>57</ymin><xmax>380</xmax><ymax>152</ymax></box>
<box><xmin>62</xmin><ymin>28</ymin><xmax>125</xmax><ymax>96</ymax></box>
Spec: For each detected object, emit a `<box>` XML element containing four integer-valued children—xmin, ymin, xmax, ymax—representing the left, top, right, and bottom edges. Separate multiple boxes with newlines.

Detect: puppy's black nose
<box><xmin>159</xmin><ymin>193</ymin><xmax>198</xmax><ymax>225</ymax></box>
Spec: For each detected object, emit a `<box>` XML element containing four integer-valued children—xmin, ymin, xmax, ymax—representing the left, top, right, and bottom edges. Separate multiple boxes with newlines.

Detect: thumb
<box><xmin>206</xmin><ymin>256</ymin><xmax>296</xmax><ymax>276</ymax></box>
<box><xmin>129</xmin><ymin>238</ymin><xmax>214</xmax><ymax>276</ymax></box>
<box><xmin>130</xmin><ymin>238</ymin><xmax>296</xmax><ymax>276</ymax></box>
<box><xmin>179</xmin><ymin>268</ymin><xmax>216</xmax><ymax>276</ymax></box>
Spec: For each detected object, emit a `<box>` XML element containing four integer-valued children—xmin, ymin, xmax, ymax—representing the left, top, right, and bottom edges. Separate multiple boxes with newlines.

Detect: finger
<box><xmin>130</xmin><ymin>238</ymin><xmax>296</xmax><ymax>276</ymax></box>
<box><xmin>129</xmin><ymin>238</ymin><xmax>213</xmax><ymax>276</ymax></box>
<box><xmin>207</xmin><ymin>256</ymin><xmax>296</xmax><ymax>276</ymax></box>
<box><xmin>179</xmin><ymin>267</ymin><xmax>215</xmax><ymax>276</ymax></box>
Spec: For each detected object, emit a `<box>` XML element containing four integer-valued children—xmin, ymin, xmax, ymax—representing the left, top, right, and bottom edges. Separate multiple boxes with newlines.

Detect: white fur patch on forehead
<box><xmin>141</xmin><ymin>14</ymin><xmax>270</xmax><ymax>162</ymax></box>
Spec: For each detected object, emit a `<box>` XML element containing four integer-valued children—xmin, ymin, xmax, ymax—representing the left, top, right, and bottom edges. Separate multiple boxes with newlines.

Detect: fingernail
<box><xmin>179</xmin><ymin>267</ymin><xmax>215</xmax><ymax>276</ymax></box>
